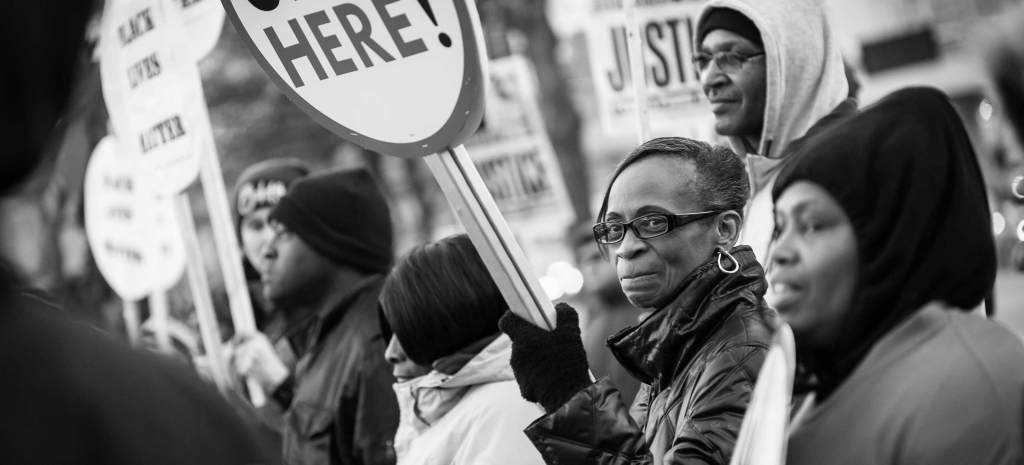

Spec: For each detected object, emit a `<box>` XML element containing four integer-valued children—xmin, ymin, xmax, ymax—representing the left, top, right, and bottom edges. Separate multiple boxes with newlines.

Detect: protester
<box><xmin>0</xmin><ymin>2</ymin><xmax>273</xmax><ymax>464</ymax></box>
<box><xmin>232</xmin><ymin>157</ymin><xmax>310</xmax><ymax>334</ymax></box>
<box><xmin>769</xmin><ymin>87</ymin><xmax>1024</xmax><ymax>464</ymax></box>
<box><xmin>500</xmin><ymin>137</ymin><xmax>777</xmax><ymax>464</ymax></box>
<box><xmin>694</xmin><ymin>0</ymin><xmax>854</xmax><ymax>261</ymax></box>
<box><xmin>231</xmin><ymin>167</ymin><xmax>399</xmax><ymax>465</ymax></box>
<box><xmin>567</xmin><ymin>222</ymin><xmax>641</xmax><ymax>404</ymax></box>
<box><xmin>378</xmin><ymin>234</ymin><xmax>545</xmax><ymax>465</ymax></box>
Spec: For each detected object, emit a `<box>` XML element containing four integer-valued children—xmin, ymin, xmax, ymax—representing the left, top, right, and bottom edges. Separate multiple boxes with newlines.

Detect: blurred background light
<box><xmin>993</xmin><ymin>211</ymin><xmax>1007</xmax><ymax>235</ymax></box>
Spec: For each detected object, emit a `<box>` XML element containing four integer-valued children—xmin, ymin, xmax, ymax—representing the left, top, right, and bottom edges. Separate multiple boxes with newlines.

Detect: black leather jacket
<box><xmin>525</xmin><ymin>246</ymin><xmax>777</xmax><ymax>465</ymax></box>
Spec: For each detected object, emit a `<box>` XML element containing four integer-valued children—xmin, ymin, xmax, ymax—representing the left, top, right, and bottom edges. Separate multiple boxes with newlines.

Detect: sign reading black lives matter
<box><xmin>221</xmin><ymin>0</ymin><xmax>487</xmax><ymax>157</ymax></box>
<box><xmin>100</xmin><ymin>0</ymin><xmax>207</xmax><ymax>194</ymax></box>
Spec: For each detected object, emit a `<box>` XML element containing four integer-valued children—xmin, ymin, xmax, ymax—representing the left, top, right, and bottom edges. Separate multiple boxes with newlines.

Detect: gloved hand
<box><xmin>498</xmin><ymin>303</ymin><xmax>592</xmax><ymax>412</ymax></box>
<box><xmin>230</xmin><ymin>332</ymin><xmax>290</xmax><ymax>393</ymax></box>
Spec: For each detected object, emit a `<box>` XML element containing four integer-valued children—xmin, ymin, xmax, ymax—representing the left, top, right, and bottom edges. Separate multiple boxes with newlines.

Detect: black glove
<box><xmin>498</xmin><ymin>303</ymin><xmax>591</xmax><ymax>412</ymax></box>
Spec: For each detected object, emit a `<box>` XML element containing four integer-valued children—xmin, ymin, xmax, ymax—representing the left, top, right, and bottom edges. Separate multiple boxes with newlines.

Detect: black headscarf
<box><xmin>772</xmin><ymin>87</ymin><xmax>996</xmax><ymax>397</ymax></box>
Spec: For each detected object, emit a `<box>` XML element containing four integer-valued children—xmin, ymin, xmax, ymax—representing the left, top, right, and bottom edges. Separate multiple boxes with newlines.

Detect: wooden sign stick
<box><xmin>174</xmin><ymin>193</ymin><xmax>232</xmax><ymax>393</ymax></box>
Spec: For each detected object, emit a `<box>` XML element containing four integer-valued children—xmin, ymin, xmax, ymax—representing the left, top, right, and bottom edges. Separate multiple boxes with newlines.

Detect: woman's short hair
<box><xmin>379</xmin><ymin>234</ymin><xmax>507</xmax><ymax>365</ymax></box>
<box><xmin>596</xmin><ymin>137</ymin><xmax>750</xmax><ymax>223</ymax></box>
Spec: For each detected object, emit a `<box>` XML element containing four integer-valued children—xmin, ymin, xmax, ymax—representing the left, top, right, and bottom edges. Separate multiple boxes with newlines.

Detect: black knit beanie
<box><xmin>696</xmin><ymin>8</ymin><xmax>763</xmax><ymax>48</ymax></box>
<box><xmin>231</xmin><ymin>158</ymin><xmax>310</xmax><ymax>233</ymax></box>
<box><xmin>269</xmin><ymin>167</ymin><xmax>393</xmax><ymax>274</ymax></box>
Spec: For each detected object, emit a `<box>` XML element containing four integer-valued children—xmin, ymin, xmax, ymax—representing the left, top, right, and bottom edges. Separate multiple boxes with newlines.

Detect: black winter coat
<box><xmin>525</xmin><ymin>246</ymin><xmax>777</xmax><ymax>465</ymax></box>
<box><xmin>280</xmin><ymin>275</ymin><xmax>399</xmax><ymax>465</ymax></box>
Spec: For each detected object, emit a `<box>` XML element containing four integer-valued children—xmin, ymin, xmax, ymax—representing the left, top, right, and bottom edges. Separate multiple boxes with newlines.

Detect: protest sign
<box><xmin>84</xmin><ymin>135</ymin><xmax>186</xmax><ymax>301</ymax></box>
<box><xmin>586</xmin><ymin>0</ymin><xmax>713</xmax><ymax>136</ymax></box>
<box><xmin>100</xmin><ymin>0</ymin><xmax>204</xmax><ymax>194</ymax></box>
<box><xmin>221</xmin><ymin>0</ymin><xmax>486</xmax><ymax>157</ymax></box>
<box><xmin>465</xmin><ymin>55</ymin><xmax>572</xmax><ymax>234</ymax></box>
<box><xmin>225</xmin><ymin>0</ymin><xmax>555</xmax><ymax>329</ymax></box>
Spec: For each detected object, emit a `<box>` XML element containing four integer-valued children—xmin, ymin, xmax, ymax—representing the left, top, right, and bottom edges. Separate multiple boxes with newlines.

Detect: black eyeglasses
<box><xmin>593</xmin><ymin>211</ymin><xmax>722</xmax><ymax>245</ymax></box>
<box><xmin>692</xmin><ymin>51</ymin><xmax>764</xmax><ymax>74</ymax></box>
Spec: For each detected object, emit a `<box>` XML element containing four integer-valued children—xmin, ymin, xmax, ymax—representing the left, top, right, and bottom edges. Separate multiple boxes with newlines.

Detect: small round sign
<box><xmin>85</xmin><ymin>136</ymin><xmax>186</xmax><ymax>300</ymax></box>
<box><xmin>100</xmin><ymin>0</ymin><xmax>204</xmax><ymax>194</ymax></box>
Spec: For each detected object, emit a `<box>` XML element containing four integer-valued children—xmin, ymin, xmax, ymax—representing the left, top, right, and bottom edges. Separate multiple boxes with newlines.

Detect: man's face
<box><xmin>604</xmin><ymin>156</ymin><xmax>718</xmax><ymax>309</ymax></box>
<box><xmin>261</xmin><ymin>222</ymin><xmax>335</xmax><ymax>307</ymax></box>
<box><xmin>239</xmin><ymin>207</ymin><xmax>275</xmax><ymax>275</ymax></box>
<box><xmin>699</xmin><ymin>29</ymin><xmax>767</xmax><ymax>138</ymax></box>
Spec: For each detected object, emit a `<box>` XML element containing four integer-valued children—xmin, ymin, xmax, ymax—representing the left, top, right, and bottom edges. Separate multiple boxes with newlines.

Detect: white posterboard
<box><xmin>586</xmin><ymin>0</ymin><xmax>715</xmax><ymax>138</ymax></box>
<box><xmin>465</xmin><ymin>55</ymin><xmax>572</xmax><ymax>235</ymax></box>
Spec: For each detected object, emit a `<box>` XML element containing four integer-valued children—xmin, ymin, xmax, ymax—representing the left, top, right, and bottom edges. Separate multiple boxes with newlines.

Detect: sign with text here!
<box><xmin>587</xmin><ymin>0</ymin><xmax>713</xmax><ymax>135</ymax></box>
<box><xmin>85</xmin><ymin>136</ymin><xmax>187</xmax><ymax>301</ymax></box>
<box><xmin>222</xmin><ymin>0</ymin><xmax>486</xmax><ymax>157</ymax></box>
<box><xmin>100</xmin><ymin>0</ymin><xmax>204</xmax><ymax>194</ymax></box>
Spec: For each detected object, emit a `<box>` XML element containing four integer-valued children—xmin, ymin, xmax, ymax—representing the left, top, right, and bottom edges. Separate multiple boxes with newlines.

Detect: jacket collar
<box><xmin>285</xmin><ymin>274</ymin><xmax>384</xmax><ymax>358</ymax></box>
<box><xmin>607</xmin><ymin>246</ymin><xmax>767</xmax><ymax>389</ymax></box>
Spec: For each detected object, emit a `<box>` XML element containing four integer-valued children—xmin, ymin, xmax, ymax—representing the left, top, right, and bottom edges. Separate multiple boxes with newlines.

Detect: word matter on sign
<box><xmin>222</xmin><ymin>0</ymin><xmax>486</xmax><ymax>157</ymax></box>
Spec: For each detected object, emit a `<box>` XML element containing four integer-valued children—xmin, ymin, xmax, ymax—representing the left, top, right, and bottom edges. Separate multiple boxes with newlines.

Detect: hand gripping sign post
<box><xmin>221</xmin><ymin>0</ymin><xmax>555</xmax><ymax>330</ymax></box>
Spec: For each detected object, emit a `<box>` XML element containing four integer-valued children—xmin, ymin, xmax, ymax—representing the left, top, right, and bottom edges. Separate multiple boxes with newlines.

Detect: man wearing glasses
<box><xmin>500</xmin><ymin>137</ymin><xmax>776</xmax><ymax>465</ymax></box>
<box><xmin>231</xmin><ymin>167</ymin><xmax>399</xmax><ymax>465</ymax></box>
<box><xmin>694</xmin><ymin>0</ymin><xmax>855</xmax><ymax>262</ymax></box>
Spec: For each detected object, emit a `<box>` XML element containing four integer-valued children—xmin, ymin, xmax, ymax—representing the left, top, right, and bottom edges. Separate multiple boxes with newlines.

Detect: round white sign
<box><xmin>221</xmin><ymin>0</ymin><xmax>487</xmax><ymax>157</ymax></box>
<box><xmin>100</xmin><ymin>0</ymin><xmax>204</xmax><ymax>194</ymax></box>
<box><xmin>85</xmin><ymin>136</ymin><xmax>187</xmax><ymax>300</ymax></box>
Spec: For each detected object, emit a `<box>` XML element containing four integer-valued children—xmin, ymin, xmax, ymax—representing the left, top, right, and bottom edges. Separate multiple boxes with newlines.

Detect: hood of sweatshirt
<box><xmin>696</xmin><ymin>0</ymin><xmax>849</xmax><ymax>160</ymax></box>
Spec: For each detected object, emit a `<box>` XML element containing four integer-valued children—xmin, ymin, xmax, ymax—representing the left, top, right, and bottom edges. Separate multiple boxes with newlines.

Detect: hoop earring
<box><xmin>717</xmin><ymin>247</ymin><xmax>740</xmax><ymax>274</ymax></box>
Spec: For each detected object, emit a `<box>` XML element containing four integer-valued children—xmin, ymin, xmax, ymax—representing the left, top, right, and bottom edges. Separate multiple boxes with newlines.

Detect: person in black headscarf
<box><xmin>768</xmin><ymin>86</ymin><xmax>1024</xmax><ymax>464</ymax></box>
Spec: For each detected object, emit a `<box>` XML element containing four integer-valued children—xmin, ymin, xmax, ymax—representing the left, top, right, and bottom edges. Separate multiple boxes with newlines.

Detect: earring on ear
<box><xmin>717</xmin><ymin>247</ymin><xmax>740</xmax><ymax>274</ymax></box>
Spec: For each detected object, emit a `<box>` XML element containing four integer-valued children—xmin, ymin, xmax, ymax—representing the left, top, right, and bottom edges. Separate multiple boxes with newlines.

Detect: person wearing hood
<box><xmin>500</xmin><ymin>137</ymin><xmax>777</xmax><ymax>465</ymax></box>
<box><xmin>378</xmin><ymin>234</ymin><xmax>545</xmax><ymax>465</ymax></box>
<box><xmin>694</xmin><ymin>0</ymin><xmax>854</xmax><ymax>262</ymax></box>
<box><xmin>769</xmin><ymin>87</ymin><xmax>1024</xmax><ymax>464</ymax></box>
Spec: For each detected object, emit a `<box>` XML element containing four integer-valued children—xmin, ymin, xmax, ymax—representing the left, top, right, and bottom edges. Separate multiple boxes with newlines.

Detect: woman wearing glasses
<box><xmin>500</xmin><ymin>137</ymin><xmax>777</xmax><ymax>465</ymax></box>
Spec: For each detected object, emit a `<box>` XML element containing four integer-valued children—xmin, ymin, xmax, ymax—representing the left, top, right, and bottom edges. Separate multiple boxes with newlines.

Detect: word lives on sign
<box><xmin>84</xmin><ymin>136</ymin><xmax>186</xmax><ymax>301</ymax></box>
<box><xmin>465</xmin><ymin>56</ymin><xmax>572</xmax><ymax>233</ymax></box>
<box><xmin>100</xmin><ymin>0</ymin><xmax>209</xmax><ymax>194</ymax></box>
<box><xmin>221</xmin><ymin>0</ymin><xmax>486</xmax><ymax>157</ymax></box>
<box><xmin>587</xmin><ymin>0</ymin><xmax>715</xmax><ymax>136</ymax></box>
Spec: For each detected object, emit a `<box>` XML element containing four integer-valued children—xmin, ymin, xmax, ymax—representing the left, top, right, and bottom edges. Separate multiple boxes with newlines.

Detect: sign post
<box><xmin>222</xmin><ymin>0</ymin><xmax>555</xmax><ymax>329</ymax></box>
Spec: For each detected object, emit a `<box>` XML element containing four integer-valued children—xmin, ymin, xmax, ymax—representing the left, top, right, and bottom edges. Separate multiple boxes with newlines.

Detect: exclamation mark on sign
<box><xmin>417</xmin><ymin>0</ymin><xmax>452</xmax><ymax>47</ymax></box>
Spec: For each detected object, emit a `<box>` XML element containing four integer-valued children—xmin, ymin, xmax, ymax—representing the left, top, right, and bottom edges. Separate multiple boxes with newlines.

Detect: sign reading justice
<box><xmin>222</xmin><ymin>0</ymin><xmax>486</xmax><ymax>157</ymax></box>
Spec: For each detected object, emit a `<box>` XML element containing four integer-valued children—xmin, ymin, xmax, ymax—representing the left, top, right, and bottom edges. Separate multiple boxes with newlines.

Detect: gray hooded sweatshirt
<box><xmin>696</xmin><ymin>0</ymin><xmax>850</xmax><ymax>261</ymax></box>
